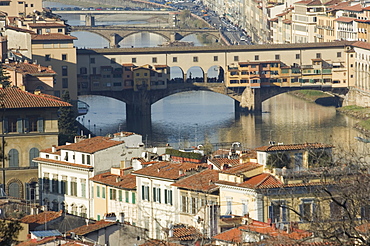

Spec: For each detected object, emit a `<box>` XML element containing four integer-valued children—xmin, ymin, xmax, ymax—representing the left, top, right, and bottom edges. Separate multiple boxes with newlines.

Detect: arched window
<box><xmin>80</xmin><ymin>205</ymin><xmax>87</xmax><ymax>218</ymax></box>
<box><xmin>71</xmin><ymin>204</ymin><xmax>77</xmax><ymax>215</ymax></box>
<box><xmin>29</xmin><ymin>148</ymin><xmax>39</xmax><ymax>167</ymax></box>
<box><xmin>26</xmin><ymin>180</ymin><xmax>38</xmax><ymax>201</ymax></box>
<box><xmin>8</xmin><ymin>182</ymin><xmax>20</xmax><ymax>198</ymax></box>
<box><xmin>8</xmin><ymin>149</ymin><xmax>19</xmax><ymax>167</ymax></box>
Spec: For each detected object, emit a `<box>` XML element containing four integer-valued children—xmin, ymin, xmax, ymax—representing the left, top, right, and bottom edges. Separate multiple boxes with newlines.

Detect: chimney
<box><xmin>38</xmin><ymin>64</ymin><xmax>41</xmax><ymax>72</ymax></box>
<box><xmin>47</xmin><ymin>65</ymin><xmax>52</xmax><ymax>70</ymax></box>
<box><xmin>179</xmin><ymin>169</ymin><xmax>183</xmax><ymax>176</ymax></box>
<box><xmin>51</xmin><ymin>145</ymin><xmax>56</xmax><ymax>153</ymax></box>
<box><xmin>116</xmin><ymin>176</ymin><xmax>121</xmax><ymax>182</ymax></box>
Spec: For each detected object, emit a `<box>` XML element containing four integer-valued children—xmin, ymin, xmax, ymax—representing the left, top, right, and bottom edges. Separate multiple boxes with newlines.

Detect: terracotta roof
<box><xmin>254</xmin><ymin>143</ymin><xmax>333</xmax><ymax>152</ymax></box>
<box><xmin>212</xmin><ymin>149</ymin><xmax>230</xmax><ymax>157</ymax></box>
<box><xmin>214</xmin><ymin>219</ymin><xmax>311</xmax><ymax>243</ymax></box>
<box><xmin>339</xmin><ymin>3</ymin><xmax>363</xmax><ymax>11</ymax></box>
<box><xmin>68</xmin><ymin>220</ymin><xmax>117</xmax><ymax>235</ymax></box>
<box><xmin>4</xmin><ymin>62</ymin><xmax>56</xmax><ymax>75</ymax></box>
<box><xmin>324</xmin><ymin>0</ymin><xmax>344</xmax><ymax>6</ymax></box>
<box><xmin>353</xmin><ymin>41</ymin><xmax>370</xmax><ymax>50</ymax></box>
<box><xmin>335</xmin><ymin>16</ymin><xmax>355</xmax><ymax>22</ymax></box>
<box><xmin>34</xmin><ymin>157</ymin><xmax>94</xmax><ymax>169</ymax></box>
<box><xmin>283</xmin><ymin>19</ymin><xmax>292</xmax><ymax>24</ymax></box>
<box><xmin>28</xmin><ymin>23</ymin><xmax>66</xmax><ymax>27</ymax></box>
<box><xmin>0</xmin><ymin>87</ymin><xmax>71</xmax><ymax>109</ymax></box>
<box><xmin>294</xmin><ymin>0</ymin><xmax>322</xmax><ymax>5</ymax></box>
<box><xmin>270</xmin><ymin>17</ymin><xmax>278</xmax><ymax>22</ymax></box>
<box><xmin>172</xmin><ymin>169</ymin><xmax>219</xmax><ymax>192</ymax></box>
<box><xmin>217</xmin><ymin>173</ymin><xmax>283</xmax><ymax>189</ymax></box>
<box><xmin>139</xmin><ymin>240</ymin><xmax>181</xmax><ymax>246</ymax></box>
<box><xmin>6</xmin><ymin>25</ymin><xmax>35</xmax><ymax>34</ymax></box>
<box><xmin>113</xmin><ymin>131</ymin><xmax>136</xmax><ymax>136</ymax></box>
<box><xmin>21</xmin><ymin>211</ymin><xmax>62</xmax><ymax>224</ymax></box>
<box><xmin>208</xmin><ymin>158</ymin><xmax>240</xmax><ymax>169</ymax></box>
<box><xmin>133</xmin><ymin>161</ymin><xmax>208</xmax><ymax>180</ymax></box>
<box><xmin>31</xmin><ymin>33</ymin><xmax>77</xmax><ymax>41</ymax></box>
<box><xmin>222</xmin><ymin>162</ymin><xmax>263</xmax><ymax>175</ymax></box>
<box><xmin>16</xmin><ymin>237</ymin><xmax>57</xmax><ymax>246</ymax></box>
<box><xmin>57</xmin><ymin>136</ymin><xmax>125</xmax><ymax>154</ymax></box>
<box><xmin>171</xmin><ymin>225</ymin><xmax>202</xmax><ymax>241</ymax></box>
<box><xmin>90</xmin><ymin>172</ymin><xmax>136</xmax><ymax>189</ymax></box>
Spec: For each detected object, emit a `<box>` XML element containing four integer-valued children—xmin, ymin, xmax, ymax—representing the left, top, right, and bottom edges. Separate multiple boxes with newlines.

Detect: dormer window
<box><xmin>87</xmin><ymin>155</ymin><xmax>91</xmax><ymax>165</ymax></box>
<box><xmin>64</xmin><ymin>152</ymin><xmax>69</xmax><ymax>161</ymax></box>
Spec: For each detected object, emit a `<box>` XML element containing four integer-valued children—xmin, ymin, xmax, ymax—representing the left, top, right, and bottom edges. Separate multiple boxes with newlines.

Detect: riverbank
<box><xmin>288</xmin><ymin>90</ymin><xmax>338</xmax><ymax>106</ymax></box>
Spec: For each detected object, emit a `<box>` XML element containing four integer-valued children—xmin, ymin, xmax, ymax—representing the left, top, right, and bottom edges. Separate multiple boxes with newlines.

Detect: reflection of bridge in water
<box><xmin>76</xmin><ymin>41</ymin><xmax>354</xmax><ymax>133</ymax></box>
<box><xmin>70</xmin><ymin>26</ymin><xmax>223</xmax><ymax>48</ymax></box>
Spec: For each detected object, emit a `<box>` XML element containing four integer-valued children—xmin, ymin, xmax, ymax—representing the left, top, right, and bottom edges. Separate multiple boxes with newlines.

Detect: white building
<box><xmin>35</xmin><ymin>133</ymin><xmax>144</xmax><ymax>218</ymax></box>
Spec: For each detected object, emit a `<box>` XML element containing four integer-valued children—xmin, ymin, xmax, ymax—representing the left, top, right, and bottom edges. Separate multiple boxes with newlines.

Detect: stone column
<box><xmin>125</xmin><ymin>90</ymin><xmax>152</xmax><ymax>135</ymax></box>
<box><xmin>110</xmin><ymin>33</ymin><xmax>120</xmax><ymax>48</ymax></box>
<box><xmin>85</xmin><ymin>14</ymin><xmax>95</xmax><ymax>27</ymax></box>
<box><xmin>235</xmin><ymin>87</ymin><xmax>262</xmax><ymax>112</ymax></box>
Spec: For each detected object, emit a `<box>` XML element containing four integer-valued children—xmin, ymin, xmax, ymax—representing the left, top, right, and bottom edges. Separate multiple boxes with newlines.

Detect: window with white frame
<box><xmin>164</xmin><ymin>189</ymin><xmax>173</xmax><ymax>205</ymax></box>
<box><xmin>142</xmin><ymin>184</ymin><xmax>149</xmax><ymax>201</ymax></box>
<box><xmin>226</xmin><ymin>197</ymin><xmax>233</xmax><ymax>215</ymax></box>
<box><xmin>181</xmin><ymin>194</ymin><xmax>188</xmax><ymax>213</ymax></box>
<box><xmin>81</xmin><ymin>179</ymin><xmax>86</xmax><ymax>198</ymax></box>
<box><xmin>153</xmin><ymin>187</ymin><xmax>161</xmax><ymax>203</ymax></box>
<box><xmin>300</xmin><ymin>199</ymin><xmax>316</xmax><ymax>222</ymax></box>
<box><xmin>242</xmin><ymin>200</ymin><xmax>248</xmax><ymax>216</ymax></box>
<box><xmin>269</xmin><ymin>200</ymin><xmax>288</xmax><ymax>223</ymax></box>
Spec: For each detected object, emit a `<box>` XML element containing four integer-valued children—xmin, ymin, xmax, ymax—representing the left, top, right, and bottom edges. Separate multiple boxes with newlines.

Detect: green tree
<box><xmin>0</xmin><ymin>64</ymin><xmax>10</xmax><ymax>88</ymax></box>
<box><xmin>0</xmin><ymin>220</ymin><xmax>23</xmax><ymax>246</ymax></box>
<box><xmin>58</xmin><ymin>91</ymin><xmax>77</xmax><ymax>145</ymax></box>
<box><xmin>266</xmin><ymin>152</ymin><xmax>290</xmax><ymax>169</ymax></box>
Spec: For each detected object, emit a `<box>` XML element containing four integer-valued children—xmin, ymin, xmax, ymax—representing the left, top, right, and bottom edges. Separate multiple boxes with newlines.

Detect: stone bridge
<box><xmin>85</xmin><ymin>82</ymin><xmax>344</xmax><ymax>133</ymax></box>
<box><xmin>70</xmin><ymin>26</ymin><xmax>222</xmax><ymax>48</ymax></box>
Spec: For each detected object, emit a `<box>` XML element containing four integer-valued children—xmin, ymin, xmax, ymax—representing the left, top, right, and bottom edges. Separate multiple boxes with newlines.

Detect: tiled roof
<box><xmin>172</xmin><ymin>169</ymin><xmax>219</xmax><ymax>192</ymax></box>
<box><xmin>133</xmin><ymin>161</ymin><xmax>208</xmax><ymax>180</ymax></box>
<box><xmin>31</xmin><ymin>33</ymin><xmax>77</xmax><ymax>41</ymax></box>
<box><xmin>113</xmin><ymin>131</ymin><xmax>136</xmax><ymax>137</ymax></box>
<box><xmin>335</xmin><ymin>16</ymin><xmax>355</xmax><ymax>22</ymax></box>
<box><xmin>4</xmin><ymin>62</ymin><xmax>56</xmax><ymax>75</ymax></box>
<box><xmin>294</xmin><ymin>0</ymin><xmax>322</xmax><ymax>5</ymax></box>
<box><xmin>0</xmin><ymin>87</ymin><xmax>71</xmax><ymax>109</ymax></box>
<box><xmin>68</xmin><ymin>220</ymin><xmax>117</xmax><ymax>235</ymax></box>
<box><xmin>58</xmin><ymin>136</ymin><xmax>125</xmax><ymax>154</ymax></box>
<box><xmin>6</xmin><ymin>25</ymin><xmax>35</xmax><ymax>34</ymax></box>
<box><xmin>28</xmin><ymin>23</ymin><xmax>66</xmax><ymax>27</ymax></box>
<box><xmin>34</xmin><ymin>157</ymin><xmax>94</xmax><ymax>169</ymax></box>
<box><xmin>21</xmin><ymin>210</ymin><xmax>62</xmax><ymax>224</ymax></box>
<box><xmin>283</xmin><ymin>19</ymin><xmax>292</xmax><ymax>24</ymax></box>
<box><xmin>222</xmin><ymin>162</ymin><xmax>263</xmax><ymax>175</ymax></box>
<box><xmin>212</xmin><ymin>149</ymin><xmax>230</xmax><ymax>157</ymax></box>
<box><xmin>208</xmin><ymin>158</ymin><xmax>240</xmax><ymax>169</ymax></box>
<box><xmin>90</xmin><ymin>172</ymin><xmax>136</xmax><ymax>189</ymax></box>
<box><xmin>353</xmin><ymin>41</ymin><xmax>370</xmax><ymax>50</ymax></box>
<box><xmin>214</xmin><ymin>219</ymin><xmax>311</xmax><ymax>243</ymax></box>
<box><xmin>139</xmin><ymin>240</ymin><xmax>181</xmax><ymax>246</ymax></box>
<box><xmin>16</xmin><ymin>237</ymin><xmax>57</xmax><ymax>246</ymax></box>
<box><xmin>324</xmin><ymin>0</ymin><xmax>344</xmax><ymax>6</ymax></box>
<box><xmin>339</xmin><ymin>3</ymin><xmax>363</xmax><ymax>11</ymax></box>
<box><xmin>254</xmin><ymin>143</ymin><xmax>333</xmax><ymax>152</ymax></box>
<box><xmin>171</xmin><ymin>225</ymin><xmax>202</xmax><ymax>241</ymax></box>
<box><xmin>217</xmin><ymin>173</ymin><xmax>283</xmax><ymax>189</ymax></box>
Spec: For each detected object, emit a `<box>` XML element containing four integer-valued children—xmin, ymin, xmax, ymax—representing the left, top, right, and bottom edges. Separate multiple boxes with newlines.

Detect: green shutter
<box><xmin>132</xmin><ymin>193</ymin><xmax>136</xmax><ymax>204</ymax></box>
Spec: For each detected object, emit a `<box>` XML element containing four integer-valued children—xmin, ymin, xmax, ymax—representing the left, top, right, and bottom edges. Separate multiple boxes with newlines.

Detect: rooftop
<box><xmin>90</xmin><ymin>172</ymin><xmax>136</xmax><ymax>190</ymax></box>
<box><xmin>254</xmin><ymin>143</ymin><xmax>333</xmax><ymax>152</ymax></box>
<box><xmin>21</xmin><ymin>210</ymin><xmax>62</xmax><ymax>224</ymax></box>
<box><xmin>68</xmin><ymin>220</ymin><xmax>117</xmax><ymax>236</ymax></box>
<box><xmin>172</xmin><ymin>169</ymin><xmax>219</xmax><ymax>192</ymax></box>
<box><xmin>4</xmin><ymin>61</ymin><xmax>56</xmax><ymax>75</ymax></box>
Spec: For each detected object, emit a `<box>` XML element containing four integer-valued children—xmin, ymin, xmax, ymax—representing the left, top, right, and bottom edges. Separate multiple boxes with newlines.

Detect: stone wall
<box><xmin>344</xmin><ymin>87</ymin><xmax>370</xmax><ymax>108</ymax></box>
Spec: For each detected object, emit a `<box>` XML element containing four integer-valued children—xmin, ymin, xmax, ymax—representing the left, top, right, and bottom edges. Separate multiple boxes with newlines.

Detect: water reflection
<box><xmin>78</xmin><ymin>92</ymin><xmax>362</xmax><ymax>153</ymax></box>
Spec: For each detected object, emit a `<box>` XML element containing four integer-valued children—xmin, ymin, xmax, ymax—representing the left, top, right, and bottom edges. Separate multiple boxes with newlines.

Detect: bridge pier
<box><xmin>85</xmin><ymin>14</ymin><xmax>95</xmax><ymax>27</ymax></box>
<box><xmin>125</xmin><ymin>91</ymin><xmax>152</xmax><ymax>135</ymax></box>
<box><xmin>235</xmin><ymin>87</ymin><xmax>262</xmax><ymax>113</ymax></box>
<box><xmin>110</xmin><ymin>33</ymin><xmax>121</xmax><ymax>48</ymax></box>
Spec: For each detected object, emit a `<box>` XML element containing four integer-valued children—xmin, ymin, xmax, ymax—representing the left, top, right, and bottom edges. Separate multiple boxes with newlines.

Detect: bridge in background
<box><xmin>70</xmin><ymin>26</ymin><xmax>222</xmax><ymax>47</ymax></box>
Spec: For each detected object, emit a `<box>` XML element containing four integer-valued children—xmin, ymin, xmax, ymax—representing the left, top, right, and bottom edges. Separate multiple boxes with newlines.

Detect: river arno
<box><xmin>77</xmin><ymin>92</ymin><xmax>366</xmax><ymax>155</ymax></box>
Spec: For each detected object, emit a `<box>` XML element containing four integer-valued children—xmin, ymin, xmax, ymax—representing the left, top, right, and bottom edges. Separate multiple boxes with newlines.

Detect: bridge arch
<box><xmin>71</xmin><ymin>31</ymin><xmax>110</xmax><ymax>48</ymax></box>
<box><xmin>179</xmin><ymin>33</ymin><xmax>220</xmax><ymax>44</ymax></box>
<box><xmin>206</xmin><ymin>65</ymin><xmax>225</xmax><ymax>83</ymax></box>
<box><xmin>186</xmin><ymin>66</ymin><xmax>205</xmax><ymax>83</ymax></box>
<box><xmin>119</xmin><ymin>31</ymin><xmax>170</xmax><ymax>42</ymax></box>
<box><xmin>169</xmin><ymin>66</ymin><xmax>185</xmax><ymax>83</ymax></box>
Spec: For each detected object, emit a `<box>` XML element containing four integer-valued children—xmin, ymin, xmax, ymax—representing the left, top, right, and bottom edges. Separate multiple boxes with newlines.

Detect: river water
<box><xmin>44</xmin><ymin>2</ymin><xmax>367</xmax><ymax>154</ymax></box>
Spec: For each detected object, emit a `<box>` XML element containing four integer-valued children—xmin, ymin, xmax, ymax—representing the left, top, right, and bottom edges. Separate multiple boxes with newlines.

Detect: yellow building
<box><xmin>133</xmin><ymin>64</ymin><xmax>168</xmax><ymax>91</ymax></box>
<box><xmin>0</xmin><ymin>87</ymin><xmax>71</xmax><ymax>201</ymax></box>
<box><xmin>90</xmin><ymin>167</ymin><xmax>137</xmax><ymax>225</ymax></box>
<box><xmin>0</xmin><ymin>0</ymin><xmax>42</xmax><ymax>17</ymax></box>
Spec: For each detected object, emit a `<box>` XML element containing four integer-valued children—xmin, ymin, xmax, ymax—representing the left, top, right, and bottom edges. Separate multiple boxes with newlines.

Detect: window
<box><xmin>191</xmin><ymin>197</ymin><xmax>198</xmax><ymax>214</ymax></box>
<box><xmin>153</xmin><ymin>187</ymin><xmax>161</xmax><ymax>203</ymax></box>
<box><xmin>62</xmin><ymin>78</ymin><xmax>68</xmax><ymax>88</ymax></box>
<box><xmin>81</xmin><ymin>179</ymin><xmax>86</xmax><ymax>198</ymax></box>
<box><xmin>80</xmin><ymin>67</ymin><xmax>87</xmax><ymax>74</ymax></box>
<box><xmin>37</xmin><ymin>29</ymin><xmax>42</xmax><ymax>35</ymax></box>
<box><xmin>62</xmin><ymin>54</ymin><xmax>67</xmax><ymax>61</ymax></box>
<box><xmin>275</xmin><ymin>54</ymin><xmax>280</xmax><ymax>60</ymax></box>
<box><xmin>90</xmin><ymin>58</ymin><xmax>95</xmax><ymax>64</ymax></box>
<box><xmin>82</xmin><ymin>154</ymin><xmax>85</xmax><ymax>164</ymax></box>
<box><xmin>269</xmin><ymin>200</ymin><xmax>288</xmax><ymax>223</ymax></box>
<box><xmin>300</xmin><ymin>199</ymin><xmax>316</xmax><ymax>221</ymax></box>
<box><xmin>52</xmin><ymin>174</ymin><xmax>58</xmax><ymax>193</ymax></box>
<box><xmin>316</xmin><ymin>53</ymin><xmax>321</xmax><ymax>59</ymax></box>
<box><xmin>43</xmin><ymin>173</ymin><xmax>50</xmax><ymax>192</ymax></box>
<box><xmin>8</xmin><ymin>149</ymin><xmax>19</xmax><ymax>167</ymax></box>
<box><xmin>132</xmin><ymin>193</ymin><xmax>136</xmax><ymax>204</ymax></box>
<box><xmin>132</xmin><ymin>58</ymin><xmax>136</xmax><ymax>63</ymax></box>
<box><xmin>110</xmin><ymin>58</ymin><xmax>116</xmax><ymax>64</ymax></box>
<box><xmin>45</xmin><ymin>28</ymin><xmax>51</xmax><ymax>33</ymax></box>
<box><xmin>214</xmin><ymin>56</ymin><xmax>218</xmax><ymax>61</ymax></box>
<box><xmin>45</xmin><ymin>54</ymin><xmax>51</xmax><ymax>61</ymax></box>
<box><xmin>97</xmin><ymin>186</ymin><xmax>100</xmax><ymax>198</ymax></box>
<box><xmin>8</xmin><ymin>182</ymin><xmax>20</xmax><ymax>198</ymax></box>
<box><xmin>70</xmin><ymin>177</ymin><xmax>77</xmax><ymax>196</ymax></box>
<box><xmin>164</xmin><ymin>189</ymin><xmax>173</xmax><ymax>205</ymax></box>
<box><xmin>62</xmin><ymin>66</ymin><xmax>68</xmax><ymax>76</ymax></box>
<box><xmin>87</xmin><ymin>155</ymin><xmax>91</xmax><ymax>165</ymax></box>
<box><xmin>242</xmin><ymin>200</ymin><xmax>248</xmax><ymax>216</ymax></box>
<box><xmin>234</xmin><ymin>56</ymin><xmax>239</xmax><ymax>62</ymax></box>
<box><xmin>226</xmin><ymin>197</ymin><xmax>232</xmax><ymax>215</ymax></box>
<box><xmin>152</xmin><ymin>57</ymin><xmax>157</xmax><ymax>63</ymax></box>
<box><xmin>337</xmin><ymin>52</ymin><xmax>341</xmax><ymax>58</ymax></box>
<box><xmin>126</xmin><ymin>191</ymin><xmax>129</xmax><ymax>203</ymax></box>
<box><xmin>102</xmin><ymin>187</ymin><xmax>106</xmax><ymax>199</ymax></box>
<box><xmin>296</xmin><ymin>54</ymin><xmax>300</xmax><ymax>59</ymax></box>
<box><xmin>142</xmin><ymin>185</ymin><xmax>149</xmax><ymax>201</ymax></box>
<box><xmin>61</xmin><ymin>176</ymin><xmax>67</xmax><ymax>195</ymax></box>
<box><xmin>255</xmin><ymin>55</ymin><xmax>259</xmax><ymax>61</ymax></box>
<box><xmin>173</xmin><ymin>57</ymin><xmax>177</xmax><ymax>62</ymax></box>
<box><xmin>58</xmin><ymin>28</ymin><xmax>63</xmax><ymax>33</ymax></box>
<box><xmin>193</xmin><ymin>56</ymin><xmax>198</xmax><ymax>62</ymax></box>
<box><xmin>110</xmin><ymin>188</ymin><xmax>116</xmax><ymax>200</ymax></box>
<box><xmin>181</xmin><ymin>195</ymin><xmax>188</xmax><ymax>213</ymax></box>
<box><xmin>29</xmin><ymin>148</ymin><xmax>39</xmax><ymax>167</ymax></box>
<box><xmin>119</xmin><ymin>190</ymin><xmax>122</xmax><ymax>201</ymax></box>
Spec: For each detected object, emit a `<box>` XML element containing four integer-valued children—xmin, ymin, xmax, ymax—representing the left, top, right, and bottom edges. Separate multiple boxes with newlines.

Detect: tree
<box><xmin>0</xmin><ymin>220</ymin><xmax>23</xmax><ymax>246</ymax></box>
<box><xmin>266</xmin><ymin>152</ymin><xmax>290</xmax><ymax>169</ymax></box>
<box><xmin>58</xmin><ymin>91</ymin><xmax>77</xmax><ymax>145</ymax></box>
<box><xmin>0</xmin><ymin>64</ymin><xmax>10</xmax><ymax>88</ymax></box>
